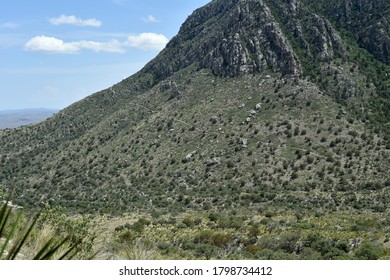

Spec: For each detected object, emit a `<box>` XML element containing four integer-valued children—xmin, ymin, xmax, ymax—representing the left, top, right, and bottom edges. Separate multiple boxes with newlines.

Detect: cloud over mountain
<box><xmin>126</xmin><ymin>33</ymin><xmax>168</xmax><ymax>51</ymax></box>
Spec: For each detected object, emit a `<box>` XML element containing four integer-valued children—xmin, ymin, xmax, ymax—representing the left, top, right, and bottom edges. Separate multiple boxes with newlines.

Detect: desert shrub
<box><xmin>212</xmin><ymin>233</ymin><xmax>232</xmax><ymax>247</ymax></box>
<box><xmin>278</xmin><ymin>232</ymin><xmax>301</xmax><ymax>253</ymax></box>
<box><xmin>119</xmin><ymin>242</ymin><xmax>159</xmax><ymax>260</ymax></box>
<box><xmin>305</xmin><ymin>233</ymin><xmax>334</xmax><ymax>257</ymax></box>
<box><xmin>260</xmin><ymin>218</ymin><xmax>272</xmax><ymax>225</ymax></box>
<box><xmin>138</xmin><ymin>217</ymin><xmax>151</xmax><ymax>226</ymax></box>
<box><xmin>255</xmin><ymin>249</ymin><xmax>297</xmax><ymax>260</ymax></box>
<box><xmin>299</xmin><ymin>247</ymin><xmax>322</xmax><ymax>260</ymax></box>
<box><xmin>323</xmin><ymin>247</ymin><xmax>348</xmax><ymax>260</ymax></box>
<box><xmin>350</xmin><ymin>217</ymin><xmax>380</xmax><ymax>231</ymax></box>
<box><xmin>202</xmin><ymin>202</ymin><xmax>212</xmax><ymax>210</ymax></box>
<box><xmin>182</xmin><ymin>217</ymin><xmax>194</xmax><ymax>228</ymax></box>
<box><xmin>248</xmin><ymin>225</ymin><xmax>260</xmax><ymax>239</ymax></box>
<box><xmin>244</xmin><ymin>245</ymin><xmax>262</xmax><ymax>255</ymax></box>
<box><xmin>354</xmin><ymin>241</ymin><xmax>384</xmax><ymax>260</ymax></box>
<box><xmin>156</xmin><ymin>241</ymin><xmax>172</xmax><ymax>251</ymax></box>
<box><xmin>208</xmin><ymin>212</ymin><xmax>219</xmax><ymax>222</ymax></box>
<box><xmin>194</xmin><ymin>244</ymin><xmax>218</xmax><ymax>260</ymax></box>
<box><xmin>226</xmin><ymin>160</ymin><xmax>234</xmax><ymax>168</ymax></box>
<box><xmin>131</xmin><ymin>221</ymin><xmax>145</xmax><ymax>232</ymax></box>
<box><xmin>218</xmin><ymin>217</ymin><xmax>242</xmax><ymax>229</ymax></box>
<box><xmin>194</xmin><ymin>230</ymin><xmax>214</xmax><ymax>244</ymax></box>
<box><xmin>291</xmin><ymin>172</ymin><xmax>298</xmax><ymax>180</ymax></box>
<box><xmin>118</xmin><ymin>231</ymin><xmax>136</xmax><ymax>243</ymax></box>
<box><xmin>264</xmin><ymin>211</ymin><xmax>275</xmax><ymax>218</ymax></box>
<box><xmin>194</xmin><ymin>218</ymin><xmax>202</xmax><ymax>225</ymax></box>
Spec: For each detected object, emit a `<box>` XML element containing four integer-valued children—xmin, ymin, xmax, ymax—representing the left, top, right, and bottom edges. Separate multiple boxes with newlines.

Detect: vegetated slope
<box><xmin>0</xmin><ymin>0</ymin><xmax>389</xmax><ymax>215</ymax></box>
<box><xmin>300</xmin><ymin>0</ymin><xmax>390</xmax><ymax>64</ymax></box>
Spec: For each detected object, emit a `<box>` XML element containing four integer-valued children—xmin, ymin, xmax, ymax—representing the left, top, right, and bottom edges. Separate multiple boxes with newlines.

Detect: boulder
<box><xmin>206</xmin><ymin>157</ymin><xmax>221</xmax><ymax>166</ymax></box>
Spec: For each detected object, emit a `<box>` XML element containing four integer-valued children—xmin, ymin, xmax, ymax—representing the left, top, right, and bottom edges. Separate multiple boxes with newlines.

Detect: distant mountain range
<box><xmin>0</xmin><ymin>109</ymin><xmax>58</xmax><ymax>129</ymax></box>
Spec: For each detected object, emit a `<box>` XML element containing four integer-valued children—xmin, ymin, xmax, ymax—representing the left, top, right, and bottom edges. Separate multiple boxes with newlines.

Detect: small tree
<box><xmin>354</xmin><ymin>241</ymin><xmax>384</xmax><ymax>260</ymax></box>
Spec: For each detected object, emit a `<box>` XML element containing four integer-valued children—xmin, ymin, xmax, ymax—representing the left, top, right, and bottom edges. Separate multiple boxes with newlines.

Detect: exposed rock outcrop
<box><xmin>140</xmin><ymin>0</ymin><xmax>366</xmax><ymax>83</ymax></box>
<box><xmin>142</xmin><ymin>0</ymin><xmax>304</xmax><ymax>81</ymax></box>
<box><xmin>300</xmin><ymin>0</ymin><xmax>390</xmax><ymax>64</ymax></box>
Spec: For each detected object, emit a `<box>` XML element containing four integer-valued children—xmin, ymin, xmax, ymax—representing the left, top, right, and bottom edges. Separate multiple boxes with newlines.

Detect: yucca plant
<box><xmin>0</xmin><ymin>199</ymin><xmax>90</xmax><ymax>260</ymax></box>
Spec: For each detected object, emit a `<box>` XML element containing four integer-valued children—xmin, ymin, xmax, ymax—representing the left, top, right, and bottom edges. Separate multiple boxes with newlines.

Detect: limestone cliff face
<box><xmin>196</xmin><ymin>0</ymin><xmax>300</xmax><ymax>77</ymax></box>
<box><xmin>142</xmin><ymin>0</ymin><xmax>299</xmax><ymax>79</ymax></box>
<box><xmin>141</xmin><ymin>0</ymin><xmax>350</xmax><ymax>80</ymax></box>
<box><xmin>266</xmin><ymin>0</ymin><xmax>346</xmax><ymax>61</ymax></box>
<box><xmin>141</xmin><ymin>0</ymin><xmax>389</xmax><ymax>84</ymax></box>
<box><xmin>336</xmin><ymin>0</ymin><xmax>389</xmax><ymax>64</ymax></box>
<box><xmin>301</xmin><ymin>0</ymin><xmax>390</xmax><ymax>64</ymax></box>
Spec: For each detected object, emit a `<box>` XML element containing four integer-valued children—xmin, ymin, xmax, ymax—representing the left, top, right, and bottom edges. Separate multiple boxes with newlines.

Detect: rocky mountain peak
<box><xmin>142</xmin><ymin>0</ymin><xmax>304</xmax><ymax>81</ymax></box>
<box><xmin>299</xmin><ymin>0</ymin><xmax>390</xmax><ymax>64</ymax></box>
<box><xmin>140</xmin><ymin>0</ymin><xmax>356</xmax><ymax>82</ymax></box>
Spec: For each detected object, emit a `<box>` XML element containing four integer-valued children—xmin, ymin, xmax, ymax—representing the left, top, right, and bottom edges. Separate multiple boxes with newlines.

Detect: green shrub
<box><xmin>208</xmin><ymin>212</ymin><xmax>219</xmax><ymax>222</ymax></box>
<box><xmin>212</xmin><ymin>233</ymin><xmax>232</xmax><ymax>247</ymax></box>
<box><xmin>248</xmin><ymin>225</ymin><xmax>260</xmax><ymax>239</ymax></box>
<box><xmin>194</xmin><ymin>230</ymin><xmax>214</xmax><ymax>244</ymax></box>
<box><xmin>354</xmin><ymin>241</ymin><xmax>384</xmax><ymax>260</ymax></box>
<box><xmin>279</xmin><ymin>232</ymin><xmax>301</xmax><ymax>254</ymax></box>
<box><xmin>131</xmin><ymin>221</ymin><xmax>145</xmax><ymax>232</ymax></box>
<box><xmin>255</xmin><ymin>249</ymin><xmax>297</xmax><ymax>260</ymax></box>
<box><xmin>182</xmin><ymin>217</ymin><xmax>194</xmax><ymax>228</ymax></box>
<box><xmin>194</xmin><ymin>218</ymin><xmax>202</xmax><ymax>225</ymax></box>
<box><xmin>118</xmin><ymin>231</ymin><xmax>136</xmax><ymax>243</ymax></box>
<box><xmin>194</xmin><ymin>244</ymin><xmax>218</xmax><ymax>260</ymax></box>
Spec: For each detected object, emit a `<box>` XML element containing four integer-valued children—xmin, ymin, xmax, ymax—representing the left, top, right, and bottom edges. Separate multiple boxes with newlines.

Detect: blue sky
<box><xmin>0</xmin><ymin>0</ymin><xmax>211</xmax><ymax>110</ymax></box>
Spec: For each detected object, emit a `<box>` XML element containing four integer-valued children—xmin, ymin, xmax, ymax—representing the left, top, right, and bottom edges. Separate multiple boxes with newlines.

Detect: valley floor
<box><xmin>93</xmin><ymin>208</ymin><xmax>390</xmax><ymax>260</ymax></box>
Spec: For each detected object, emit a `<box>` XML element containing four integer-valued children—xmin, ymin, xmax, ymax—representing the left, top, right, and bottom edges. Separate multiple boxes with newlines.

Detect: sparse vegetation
<box><xmin>0</xmin><ymin>0</ymin><xmax>389</xmax><ymax>260</ymax></box>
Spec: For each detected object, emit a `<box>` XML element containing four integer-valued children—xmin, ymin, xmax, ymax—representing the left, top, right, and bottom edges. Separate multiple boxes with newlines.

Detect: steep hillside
<box><xmin>301</xmin><ymin>0</ymin><xmax>390</xmax><ymax>64</ymax></box>
<box><xmin>0</xmin><ymin>0</ymin><xmax>389</xmax><ymax>217</ymax></box>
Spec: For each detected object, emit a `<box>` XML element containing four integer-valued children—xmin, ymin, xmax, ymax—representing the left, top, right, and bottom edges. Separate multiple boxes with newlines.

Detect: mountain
<box><xmin>300</xmin><ymin>0</ymin><xmax>390</xmax><ymax>64</ymax></box>
<box><xmin>0</xmin><ymin>0</ymin><xmax>389</xmax><ymax>217</ymax></box>
<box><xmin>0</xmin><ymin>108</ymin><xmax>58</xmax><ymax>129</ymax></box>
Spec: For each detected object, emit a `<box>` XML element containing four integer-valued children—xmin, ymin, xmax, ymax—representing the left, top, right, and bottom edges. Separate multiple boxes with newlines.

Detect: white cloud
<box><xmin>24</xmin><ymin>36</ymin><xmax>125</xmax><ymax>54</ymax></box>
<box><xmin>25</xmin><ymin>33</ymin><xmax>169</xmax><ymax>54</ymax></box>
<box><xmin>142</xmin><ymin>15</ymin><xmax>159</xmax><ymax>23</ymax></box>
<box><xmin>49</xmin><ymin>15</ymin><xmax>102</xmax><ymax>27</ymax></box>
<box><xmin>126</xmin><ymin>33</ymin><xmax>168</xmax><ymax>51</ymax></box>
<box><xmin>25</xmin><ymin>36</ymin><xmax>79</xmax><ymax>53</ymax></box>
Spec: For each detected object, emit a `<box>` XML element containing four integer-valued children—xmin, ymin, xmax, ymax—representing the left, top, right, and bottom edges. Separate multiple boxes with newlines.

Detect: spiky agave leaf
<box><xmin>0</xmin><ymin>201</ymin><xmax>92</xmax><ymax>260</ymax></box>
<box><xmin>5</xmin><ymin>212</ymin><xmax>40</xmax><ymax>259</ymax></box>
<box><xmin>0</xmin><ymin>200</ymin><xmax>18</xmax><ymax>259</ymax></box>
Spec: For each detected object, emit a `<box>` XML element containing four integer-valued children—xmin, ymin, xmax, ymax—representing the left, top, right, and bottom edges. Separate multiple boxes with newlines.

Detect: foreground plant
<box><xmin>0</xmin><ymin>200</ymin><xmax>95</xmax><ymax>260</ymax></box>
